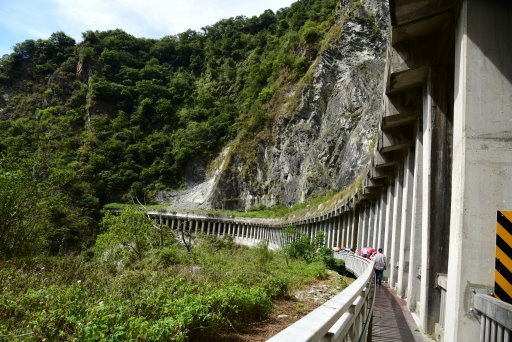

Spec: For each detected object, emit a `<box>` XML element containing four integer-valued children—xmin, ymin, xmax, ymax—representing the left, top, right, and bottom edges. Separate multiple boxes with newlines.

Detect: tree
<box><xmin>95</xmin><ymin>208</ymin><xmax>160</xmax><ymax>262</ymax></box>
<box><xmin>0</xmin><ymin>157</ymin><xmax>50</xmax><ymax>258</ymax></box>
<box><xmin>282</xmin><ymin>226</ymin><xmax>326</xmax><ymax>263</ymax></box>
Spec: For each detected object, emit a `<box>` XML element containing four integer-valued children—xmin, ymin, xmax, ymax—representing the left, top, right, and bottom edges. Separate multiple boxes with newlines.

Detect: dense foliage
<box><xmin>0</xmin><ymin>0</ymin><xmax>338</xmax><ymax>253</ymax></box>
<box><xmin>0</xmin><ymin>210</ymin><xmax>332</xmax><ymax>341</ymax></box>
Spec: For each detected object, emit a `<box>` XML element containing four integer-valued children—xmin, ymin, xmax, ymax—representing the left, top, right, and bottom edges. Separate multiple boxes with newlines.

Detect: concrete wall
<box><xmin>445</xmin><ymin>0</ymin><xmax>512</xmax><ymax>340</ymax></box>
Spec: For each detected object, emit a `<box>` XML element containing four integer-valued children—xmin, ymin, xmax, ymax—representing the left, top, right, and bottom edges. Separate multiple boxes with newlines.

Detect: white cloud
<box><xmin>0</xmin><ymin>0</ymin><xmax>296</xmax><ymax>55</ymax></box>
<box><xmin>49</xmin><ymin>0</ymin><xmax>296</xmax><ymax>41</ymax></box>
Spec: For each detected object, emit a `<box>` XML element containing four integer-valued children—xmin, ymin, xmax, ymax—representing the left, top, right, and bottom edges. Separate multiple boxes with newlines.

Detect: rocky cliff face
<box><xmin>167</xmin><ymin>0</ymin><xmax>389</xmax><ymax>210</ymax></box>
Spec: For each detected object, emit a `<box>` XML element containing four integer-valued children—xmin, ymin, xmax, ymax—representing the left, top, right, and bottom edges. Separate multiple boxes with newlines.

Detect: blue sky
<box><xmin>0</xmin><ymin>0</ymin><xmax>296</xmax><ymax>57</ymax></box>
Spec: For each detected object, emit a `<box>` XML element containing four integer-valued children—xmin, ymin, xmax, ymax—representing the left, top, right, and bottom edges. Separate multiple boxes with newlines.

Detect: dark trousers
<box><xmin>375</xmin><ymin>269</ymin><xmax>384</xmax><ymax>285</ymax></box>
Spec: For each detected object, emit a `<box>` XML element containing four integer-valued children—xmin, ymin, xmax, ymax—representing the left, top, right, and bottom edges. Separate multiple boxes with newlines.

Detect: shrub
<box><xmin>95</xmin><ymin>208</ymin><xmax>159</xmax><ymax>263</ymax></box>
<box><xmin>0</xmin><ymin>233</ymin><xmax>327</xmax><ymax>340</ymax></box>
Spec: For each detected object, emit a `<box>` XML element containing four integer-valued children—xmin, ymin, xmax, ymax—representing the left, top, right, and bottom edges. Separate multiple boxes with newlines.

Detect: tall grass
<box><xmin>0</xmin><ymin>236</ymin><xmax>327</xmax><ymax>341</ymax></box>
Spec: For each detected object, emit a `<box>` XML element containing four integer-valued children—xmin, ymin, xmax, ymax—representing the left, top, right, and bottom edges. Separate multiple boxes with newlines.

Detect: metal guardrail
<box><xmin>474</xmin><ymin>294</ymin><xmax>512</xmax><ymax>342</ymax></box>
<box><xmin>268</xmin><ymin>255</ymin><xmax>376</xmax><ymax>342</ymax></box>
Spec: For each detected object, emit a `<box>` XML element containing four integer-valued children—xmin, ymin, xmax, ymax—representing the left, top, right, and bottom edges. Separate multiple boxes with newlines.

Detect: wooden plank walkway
<box><xmin>371</xmin><ymin>284</ymin><xmax>425</xmax><ymax>342</ymax></box>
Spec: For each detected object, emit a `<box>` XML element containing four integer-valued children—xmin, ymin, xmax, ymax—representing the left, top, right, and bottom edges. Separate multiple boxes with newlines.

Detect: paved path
<box><xmin>371</xmin><ymin>284</ymin><xmax>425</xmax><ymax>342</ymax></box>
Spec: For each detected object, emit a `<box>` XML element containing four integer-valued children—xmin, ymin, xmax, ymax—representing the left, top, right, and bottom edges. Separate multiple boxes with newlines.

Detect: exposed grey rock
<box><xmin>206</xmin><ymin>0</ymin><xmax>389</xmax><ymax>210</ymax></box>
<box><xmin>160</xmin><ymin>0</ymin><xmax>390</xmax><ymax>211</ymax></box>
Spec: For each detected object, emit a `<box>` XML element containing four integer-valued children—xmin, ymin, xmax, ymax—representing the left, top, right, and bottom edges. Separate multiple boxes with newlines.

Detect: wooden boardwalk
<box><xmin>370</xmin><ymin>284</ymin><xmax>425</xmax><ymax>342</ymax></box>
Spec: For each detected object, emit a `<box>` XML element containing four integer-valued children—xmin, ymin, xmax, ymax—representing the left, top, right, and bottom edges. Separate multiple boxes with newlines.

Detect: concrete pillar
<box><xmin>368</xmin><ymin>203</ymin><xmax>374</xmax><ymax>248</ymax></box>
<box><xmin>419</xmin><ymin>62</ymin><xmax>454</xmax><ymax>333</ymax></box>
<box><xmin>345</xmin><ymin>211</ymin><xmax>350</xmax><ymax>248</ymax></box>
<box><xmin>397</xmin><ymin>147</ymin><xmax>415</xmax><ymax>298</ymax></box>
<box><xmin>345</xmin><ymin>212</ymin><xmax>350</xmax><ymax>248</ymax></box>
<box><xmin>389</xmin><ymin>162</ymin><xmax>404</xmax><ymax>289</ymax></box>
<box><xmin>407</xmin><ymin>121</ymin><xmax>423</xmax><ymax>312</ymax></box>
<box><xmin>347</xmin><ymin>211</ymin><xmax>353</xmax><ymax>249</ymax></box>
<box><xmin>377</xmin><ymin>191</ymin><xmax>387</xmax><ymax>249</ymax></box>
<box><xmin>349</xmin><ymin>209</ymin><xmax>356</xmax><ymax>250</ymax></box>
<box><xmin>375</xmin><ymin>197</ymin><xmax>382</xmax><ymax>249</ymax></box>
<box><xmin>345</xmin><ymin>213</ymin><xmax>350</xmax><ymax>247</ymax></box>
<box><xmin>372</xmin><ymin>199</ymin><xmax>380</xmax><ymax>248</ymax></box>
<box><xmin>370</xmin><ymin>203</ymin><xmax>377</xmax><ymax>247</ymax></box>
<box><xmin>326</xmin><ymin>218</ymin><xmax>332</xmax><ymax>248</ymax></box>
<box><xmin>357</xmin><ymin>208</ymin><xmax>364</xmax><ymax>250</ymax></box>
<box><xmin>334</xmin><ymin>215</ymin><xmax>339</xmax><ymax>248</ymax></box>
<box><xmin>384</xmin><ymin>184</ymin><xmax>394</xmax><ymax>262</ymax></box>
<box><xmin>339</xmin><ymin>214</ymin><xmax>344</xmax><ymax>247</ymax></box>
<box><xmin>360</xmin><ymin>205</ymin><xmax>368</xmax><ymax>248</ymax></box>
<box><xmin>331</xmin><ymin>218</ymin><xmax>338</xmax><ymax>248</ymax></box>
<box><xmin>219</xmin><ymin>222</ymin><xmax>224</xmax><ymax>237</ymax></box>
<box><xmin>445</xmin><ymin>1</ymin><xmax>512</xmax><ymax>340</ymax></box>
<box><xmin>339</xmin><ymin>215</ymin><xmax>344</xmax><ymax>248</ymax></box>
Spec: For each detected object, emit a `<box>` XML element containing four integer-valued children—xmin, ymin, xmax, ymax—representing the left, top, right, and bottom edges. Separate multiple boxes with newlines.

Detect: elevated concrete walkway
<box><xmin>372</xmin><ymin>284</ymin><xmax>426</xmax><ymax>342</ymax></box>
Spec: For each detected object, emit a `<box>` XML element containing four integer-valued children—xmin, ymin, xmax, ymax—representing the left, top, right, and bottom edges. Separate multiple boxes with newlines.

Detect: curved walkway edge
<box><xmin>371</xmin><ymin>284</ymin><xmax>427</xmax><ymax>342</ymax></box>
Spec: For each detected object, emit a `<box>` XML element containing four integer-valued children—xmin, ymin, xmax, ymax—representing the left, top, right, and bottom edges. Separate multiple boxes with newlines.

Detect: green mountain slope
<box><xmin>0</xmin><ymin>0</ymin><xmax>338</xmax><ymax>252</ymax></box>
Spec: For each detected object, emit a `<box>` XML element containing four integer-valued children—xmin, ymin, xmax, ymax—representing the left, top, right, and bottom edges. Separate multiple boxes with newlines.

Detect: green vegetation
<box><xmin>0</xmin><ymin>0</ymin><xmax>339</xmax><ymax>252</ymax></box>
<box><xmin>0</xmin><ymin>210</ymin><xmax>339</xmax><ymax>341</ymax></box>
<box><xmin>103</xmin><ymin>202</ymin><xmax>170</xmax><ymax>212</ymax></box>
<box><xmin>0</xmin><ymin>2</ymin><xmax>356</xmax><ymax>339</ymax></box>
<box><xmin>105</xmin><ymin>175</ymin><xmax>365</xmax><ymax>221</ymax></box>
<box><xmin>282</xmin><ymin>227</ymin><xmax>344</xmax><ymax>273</ymax></box>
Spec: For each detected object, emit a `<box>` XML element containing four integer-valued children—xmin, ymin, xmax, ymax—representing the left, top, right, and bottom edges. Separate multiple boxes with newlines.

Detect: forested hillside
<box><xmin>0</xmin><ymin>0</ymin><xmax>338</xmax><ymax>254</ymax></box>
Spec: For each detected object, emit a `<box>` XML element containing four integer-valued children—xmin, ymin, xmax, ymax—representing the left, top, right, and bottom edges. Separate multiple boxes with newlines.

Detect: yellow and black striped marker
<box><xmin>496</xmin><ymin>210</ymin><xmax>512</xmax><ymax>304</ymax></box>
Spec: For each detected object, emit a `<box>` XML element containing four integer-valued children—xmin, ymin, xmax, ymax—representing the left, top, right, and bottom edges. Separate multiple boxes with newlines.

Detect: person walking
<box><xmin>373</xmin><ymin>248</ymin><xmax>387</xmax><ymax>286</ymax></box>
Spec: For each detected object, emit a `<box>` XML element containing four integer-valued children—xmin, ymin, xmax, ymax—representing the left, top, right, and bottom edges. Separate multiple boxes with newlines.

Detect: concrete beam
<box><xmin>370</xmin><ymin>167</ymin><xmax>393</xmax><ymax>182</ymax></box>
<box><xmin>387</xmin><ymin>65</ymin><xmax>429</xmax><ymax>94</ymax></box>
<box><xmin>374</xmin><ymin>150</ymin><xmax>402</xmax><ymax>169</ymax></box>
<box><xmin>388</xmin><ymin>88</ymin><xmax>423</xmax><ymax>116</ymax></box>
<box><xmin>382</xmin><ymin>112</ymin><xmax>418</xmax><ymax>131</ymax></box>
<box><xmin>390</xmin><ymin>0</ymin><xmax>455</xmax><ymax>27</ymax></box>
<box><xmin>392</xmin><ymin>10</ymin><xmax>452</xmax><ymax>45</ymax></box>
<box><xmin>379</xmin><ymin>129</ymin><xmax>411</xmax><ymax>153</ymax></box>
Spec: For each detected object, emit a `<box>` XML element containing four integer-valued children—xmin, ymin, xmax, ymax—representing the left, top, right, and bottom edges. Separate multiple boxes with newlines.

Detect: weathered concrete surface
<box><xmin>445</xmin><ymin>1</ymin><xmax>512</xmax><ymax>340</ymax></box>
